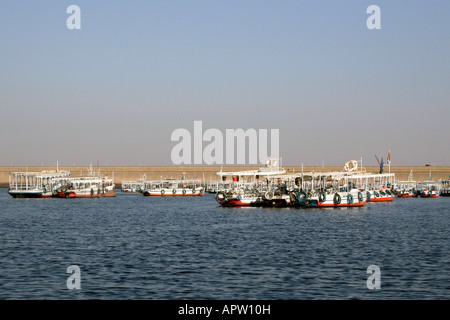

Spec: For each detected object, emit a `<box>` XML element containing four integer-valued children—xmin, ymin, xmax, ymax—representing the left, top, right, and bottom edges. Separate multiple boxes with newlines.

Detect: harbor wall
<box><xmin>0</xmin><ymin>166</ymin><xmax>449</xmax><ymax>188</ymax></box>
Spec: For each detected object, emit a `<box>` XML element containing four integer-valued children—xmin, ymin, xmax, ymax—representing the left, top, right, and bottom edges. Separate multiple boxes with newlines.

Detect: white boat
<box><xmin>440</xmin><ymin>180</ymin><xmax>450</xmax><ymax>197</ymax></box>
<box><xmin>396</xmin><ymin>171</ymin><xmax>419</xmax><ymax>198</ymax></box>
<box><xmin>352</xmin><ymin>172</ymin><xmax>396</xmax><ymax>202</ymax></box>
<box><xmin>57</xmin><ymin>166</ymin><xmax>115</xmax><ymax>198</ymax></box>
<box><xmin>366</xmin><ymin>187</ymin><xmax>396</xmax><ymax>202</ymax></box>
<box><xmin>121</xmin><ymin>174</ymin><xmax>147</xmax><ymax>193</ymax></box>
<box><xmin>339</xmin><ymin>159</ymin><xmax>396</xmax><ymax>203</ymax></box>
<box><xmin>420</xmin><ymin>187</ymin><xmax>440</xmax><ymax>198</ymax></box>
<box><xmin>215</xmin><ymin>183</ymin><xmax>292</xmax><ymax>207</ymax></box>
<box><xmin>8</xmin><ymin>169</ymin><xmax>71</xmax><ymax>198</ymax></box>
<box><xmin>418</xmin><ymin>180</ymin><xmax>440</xmax><ymax>198</ymax></box>
<box><xmin>417</xmin><ymin>169</ymin><xmax>440</xmax><ymax>198</ymax></box>
<box><xmin>215</xmin><ymin>158</ymin><xmax>288</xmax><ymax>206</ymax></box>
<box><xmin>141</xmin><ymin>179</ymin><xmax>204</xmax><ymax>197</ymax></box>
<box><xmin>58</xmin><ymin>175</ymin><xmax>115</xmax><ymax>198</ymax></box>
<box><xmin>290</xmin><ymin>171</ymin><xmax>367</xmax><ymax>208</ymax></box>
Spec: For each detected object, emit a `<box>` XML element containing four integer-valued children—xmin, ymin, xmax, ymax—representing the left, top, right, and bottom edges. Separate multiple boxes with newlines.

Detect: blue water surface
<box><xmin>0</xmin><ymin>189</ymin><xmax>449</xmax><ymax>299</ymax></box>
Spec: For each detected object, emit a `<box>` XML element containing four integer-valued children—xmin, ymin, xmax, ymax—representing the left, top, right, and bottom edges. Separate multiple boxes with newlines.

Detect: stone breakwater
<box><xmin>0</xmin><ymin>166</ymin><xmax>449</xmax><ymax>188</ymax></box>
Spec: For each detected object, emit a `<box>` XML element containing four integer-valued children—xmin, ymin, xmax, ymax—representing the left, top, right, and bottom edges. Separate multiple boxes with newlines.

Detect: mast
<box><xmin>301</xmin><ymin>162</ymin><xmax>304</xmax><ymax>190</ymax></box>
<box><xmin>408</xmin><ymin>170</ymin><xmax>413</xmax><ymax>182</ymax></box>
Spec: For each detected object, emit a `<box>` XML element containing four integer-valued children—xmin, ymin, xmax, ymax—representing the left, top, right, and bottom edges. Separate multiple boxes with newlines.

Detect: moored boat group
<box><xmin>7</xmin><ymin>159</ymin><xmax>450</xmax><ymax>206</ymax></box>
<box><xmin>8</xmin><ymin>165</ymin><xmax>116</xmax><ymax>198</ymax></box>
<box><xmin>208</xmin><ymin>159</ymin><xmax>449</xmax><ymax>208</ymax></box>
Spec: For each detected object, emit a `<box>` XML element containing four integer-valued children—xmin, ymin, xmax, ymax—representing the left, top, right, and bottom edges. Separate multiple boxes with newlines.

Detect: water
<box><xmin>0</xmin><ymin>189</ymin><xmax>449</xmax><ymax>300</ymax></box>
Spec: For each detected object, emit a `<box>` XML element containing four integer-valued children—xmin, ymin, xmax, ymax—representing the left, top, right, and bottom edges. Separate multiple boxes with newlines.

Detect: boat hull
<box><xmin>8</xmin><ymin>191</ymin><xmax>43</xmax><ymax>198</ymax></box>
<box><xmin>311</xmin><ymin>201</ymin><xmax>366</xmax><ymax>208</ymax></box>
<box><xmin>217</xmin><ymin>192</ymin><xmax>366</xmax><ymax>208</ymax></box>
<box><xmin>59</xmin><ymin>188</ymin><xmax>102</xmax><ymax>198</ymax></box>
<box><xmin>217</xmin><ymin>198</ymin><xmax>290</xmax><ymax>207</ymax></box>
<box><xmin>420</xmin><ymin>189</ymin><xmax>440</xmax><ymax>198</ymax></box>
<box><xmin>66</xmin><ymin>192</ymin><xmax>101</xmax><ymax>198</ymax></box>
<box><xmin>298</xmin><ymin>191</ymin><xmax>367</xmax><ymax>208</ymax></box>
<box><xmin>366</xmin><ymin>190</ymin><xmax>395</xmax><ymax>202</ymax></box>
<box><xmin>41</xmin><ymin>194</ymin><xmax>54</xmax><ymax>198</ymax></box>
<box><xmin>420</xmin><ymin>194</ymin><xmax>440</xmax><ymax>198</ymax></box>
<box><xmin>102</xmin><ymin>189</ymin><xmax>116</xmax><ymax>197</ymax></box>
<box><xmin>397</xmin><ymin>194</ymin><xmax>417</xmax><ymax>198</ymax></box>
<box><xmin>142</xmin><ymin>188</ymin><xmax>204</xmax><ymax>197</ymax></box>
<box><xmin>217</xmin><ymin>198</ymin><xmax>257</xmax><ymax>206</ymax></box>
<box><xmin>368</xmin><ymin>196</ymin><xmax>395</xmax><ymax>202</ymax></box>
<box><xmin>143</xmin><ymin>191</ymin><xmax>204</xmax><ymax>197</ymax></box>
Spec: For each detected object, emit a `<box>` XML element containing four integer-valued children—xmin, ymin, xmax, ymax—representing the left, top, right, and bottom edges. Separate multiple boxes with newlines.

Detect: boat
<box><xmin>327</xmin><ymin>162</ymin><xmax>396</xmax><ymax>203</ymax></box>
<box><xmin>121</xmin><ymin>174</ymin><xmax>147</xmax><ymax>193</ymax></box>
<box><xmin>419</xmin><ymin>186</ymin><xmax>440</xmax><ymax>198</ymax></box>
<box><xmin>367</xmin><ymin>187</ymin><xmax>396</xmax><ymax>202</ymax></box>
<box><xmin>293</xmin><ymin>187</ymin><xmax>367</xmax><ymax>208</ymax></box>
<box><xmin>216</xmin><ymin>190</ymin><xmax>271</xmax><ymax>207</ymax></box>
<box><xmin>396</xmin><ymin>187</ymin><xmax>419</xmax><ymax>198</ymax></box>
<box><xmin>57</xmin><ymin>175</ymin><xmax>115</xmax><ymax>198</ymax></box>
<box><xmin>418</xmin><ymin>171</ymin><xmax>440</xmax><ymax>198</ymax></box>
<box><xmin>291</xmin><ymin>170</ymin><xmax>367</xmax><ymax>208</ymax></box>
<box><xmin>215</xmin><ymin>158</ymin><xmax>288</xmax><ymax>206</ymax></box>
<box><xmin>440</xmin><ymin>180</ymin><xmax>450</xmax><ymax>197</ymax></box>
<box><xmin>56</xmin><ymin>166</ymin><xmax>116</xmax><ymax>198</ymax></box>
<box><xmin>58</xmin><ymin>177</ymin><xmax>102</xmax><ymax>198</ymax></box>
<box><xmin>8</xmin><ymin>169</ymin><xmax>71</xmax><ymax>198</ymax></box>
<box><xmin>292</xmin><ymin>161</ymin><xmax>397</xmax><ymax>206</ymax></box>
<box><xmin>359</xmin><ymin>173</ymin><xmax>396</xmax><ymax>202</ymax></box>
<box><xmin>396</xmin><ymin>171</ymin><xmax>419</xmax><ymax>198</ymax></box>
<box><xmin>100</xmin><ymin>176</ymin><xmax>116</xmax><ymax>197</ymax></box>
<box><xmin>204</xmin><ymin>180</ymin><xmax>235</xmax><ymax>194</ymax></box>
<box><xmin>297</xmin><ymin>190</ymin><xmax>367</xmax><ymax>208</ymax></box>
<box><xmin>215</xmin><ymin>179</ymin><xmax>293</xmax><ymax>207</ymax></box>
<box><xmin>141</xmin><ymin>179</ymin><xmax>204</xmax><ymax>196</ymax></box>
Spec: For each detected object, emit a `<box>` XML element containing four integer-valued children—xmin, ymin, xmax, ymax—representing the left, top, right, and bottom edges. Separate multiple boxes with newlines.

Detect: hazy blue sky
<box><xmin>1</xmin><ymin>1</ymin><xmax>449</xmax><ymax>166</ymax></box>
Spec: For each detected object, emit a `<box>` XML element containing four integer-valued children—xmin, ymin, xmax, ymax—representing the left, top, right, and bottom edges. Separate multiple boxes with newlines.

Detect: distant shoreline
<box><xmin>1</xmin><ymin>165</ymin><xmax>448</xmax><ymax>188</ymax></box>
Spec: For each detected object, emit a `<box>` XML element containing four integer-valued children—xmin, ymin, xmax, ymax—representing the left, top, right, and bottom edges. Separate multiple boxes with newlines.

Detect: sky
<box><xmin>0</xmin><ymin>1</ymin><xmax>449</xmax><ymax>166</ymax></box>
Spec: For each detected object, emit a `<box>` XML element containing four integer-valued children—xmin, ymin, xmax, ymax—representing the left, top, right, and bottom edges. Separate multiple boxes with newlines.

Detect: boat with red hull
<box><xmin>397</xmin><ymin>192</ymin><xmax>418</xmax><ymax>198</ymax></box>
<box><xmin>367</xmin><ymin>189</ymin><xmax>396</xmax><ymax>202</ymax></box>
<box><xmin>417</xmin><ymin>179</ymin><xmax>440</xmax><ymax>199</ymax></box>
<box><xmin>55</xmin><ymin>166</ymin><xmax>116</xmax><ymax>198</ymax></box>
<box><xmin>420</xmin><ymin>188</ymin><xmax>440</xmax><ymax>198</ymax></box>
<box><xmin>57</xmin><ymin>175</ymin><xmax>115</xmax><ymax>198</ymax></box>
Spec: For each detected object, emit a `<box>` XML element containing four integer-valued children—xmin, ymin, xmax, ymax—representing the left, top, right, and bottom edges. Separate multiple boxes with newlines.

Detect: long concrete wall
<box><xmin>1</xmin><ymin>166</ymin><xmax>449</xmax><ymax>188</ymax></box>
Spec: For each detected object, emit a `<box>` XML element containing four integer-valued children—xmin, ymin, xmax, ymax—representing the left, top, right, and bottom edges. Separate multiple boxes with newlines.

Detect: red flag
<box><xmin>387</xmin><ymin>150</ymin><xmax>391</xmax><ymax>164</ymax></box>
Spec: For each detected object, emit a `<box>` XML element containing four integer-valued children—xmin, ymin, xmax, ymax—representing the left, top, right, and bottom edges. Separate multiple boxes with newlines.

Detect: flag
<box><xmin>387</xmin><ymin>150</ymin><xmax>391</xmax><ymax>164</ymax></box>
